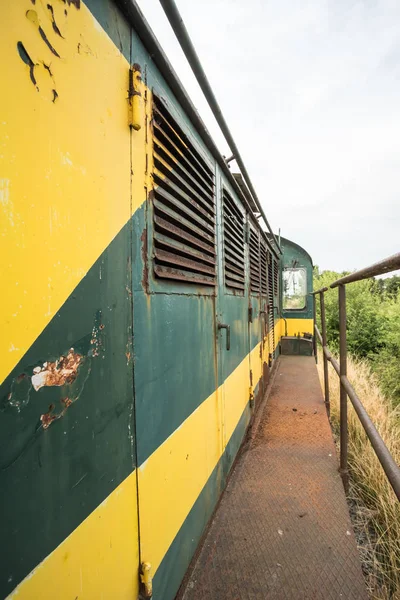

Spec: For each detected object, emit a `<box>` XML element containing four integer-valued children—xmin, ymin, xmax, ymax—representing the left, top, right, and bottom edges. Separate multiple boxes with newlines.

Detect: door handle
<box><xmin>218</xmin><ymin>323</ymin><xmax>230</xmax><ymax>351</ymax></box>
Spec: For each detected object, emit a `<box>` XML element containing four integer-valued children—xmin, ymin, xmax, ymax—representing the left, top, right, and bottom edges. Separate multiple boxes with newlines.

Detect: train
<box><xmin>0</xmin><ymin>1</ymin><xmax>314</xmax><ymax>599</ymax></box>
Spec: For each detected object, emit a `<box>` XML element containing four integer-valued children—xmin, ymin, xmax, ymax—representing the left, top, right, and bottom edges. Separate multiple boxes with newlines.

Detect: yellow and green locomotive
<box><xmin>0</xmin><ymin>1</ymin><xmax>314</xmax><ymax>598</ymax></box>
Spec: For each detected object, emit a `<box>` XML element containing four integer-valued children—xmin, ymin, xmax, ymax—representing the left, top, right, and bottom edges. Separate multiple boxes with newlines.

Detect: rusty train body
<box><xmin>0</xmin><ymin>2</ymin><xmax>314</xmax><ymax>598</ymax></box>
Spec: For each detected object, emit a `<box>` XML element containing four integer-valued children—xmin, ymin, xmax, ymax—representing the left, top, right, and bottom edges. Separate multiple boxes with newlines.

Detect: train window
<box><xmin>223</xmin><ymin>189</ymin><xmax>245</xmax><ymax>292</ymax></box>
<box><xmin>283</xmin><ymin>267</ymin><xmax>307</xmax><ymax>310</ymax></box>
<box><xmin>151</xmin><ymin>95</ymin><xmax>216</xmax><ymax>286</ymax></box>
<box><xmin>249</xmin><ymin>225</ymin><xmax>260</xmax><ymax>293</ymax></box>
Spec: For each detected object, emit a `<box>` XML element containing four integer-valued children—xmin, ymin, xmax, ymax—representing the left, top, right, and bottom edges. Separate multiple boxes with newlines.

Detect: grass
<box><xmin>317</xmin><ymin>352</ymin><xmax>400</xmax><ymax>599</ymax></box>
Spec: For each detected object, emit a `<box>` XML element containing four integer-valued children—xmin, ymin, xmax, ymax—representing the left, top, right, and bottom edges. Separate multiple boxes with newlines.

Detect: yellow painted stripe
<box><xmin>10</xmin><ymin>334</ymin><xmax>284</xmax><ymax>596</ymax></box>
<box><xmin>7</xmin><ymin>472</ymin><xmax>139</xmax><ymax>600</ymax></box>
<box><xmin>138</xmin><ymin>340</ymin><xmax>267</xmax><ymax>576</ymax></box>
<box><xmin>0</xmin><ymin>1</ymin><xmax>150</xmax><ymax>384</ymax></box>
<box><xmin>284</xmin><ymin>318</ymin><xmax>313</xmax><ymax>337</ymax></box>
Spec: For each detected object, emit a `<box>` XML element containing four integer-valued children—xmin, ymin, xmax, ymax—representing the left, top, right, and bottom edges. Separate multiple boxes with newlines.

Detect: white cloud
<box><xmin>136</xmin><ymin>0</ymin><xmax>400</xmax><ymax>271</ymax></box>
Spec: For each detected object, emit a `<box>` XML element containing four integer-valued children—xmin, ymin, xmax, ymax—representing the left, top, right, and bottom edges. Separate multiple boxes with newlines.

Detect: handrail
<box><xmin>330</xmin><ymin>252</ymin><xmax>400</xmax><ymax>287</ymax></box>
<box><xmin>158</xmin><ymin>0</ymin><xmax>282</xmax><ymax>254</ymax></box>
<box><xmin>313</xmin><ymin>252</ymin><xmax>400</xmax><ymax>501</ymax></box>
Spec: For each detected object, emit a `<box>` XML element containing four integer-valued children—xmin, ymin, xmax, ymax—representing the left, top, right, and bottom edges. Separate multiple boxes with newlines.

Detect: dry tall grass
<box><xmin>317</xmin><ymin>352</ymin><xmax>400</xmax><ymax>599</ymax></box>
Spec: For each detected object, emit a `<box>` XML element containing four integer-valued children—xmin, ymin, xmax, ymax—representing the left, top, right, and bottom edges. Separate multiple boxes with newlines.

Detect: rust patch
<box><xmin>40</xmin><ymin>397</ymin><xmax>73</xmax><ymax>429</ymax></box>
<box><xmin>141</xmin><ymin>226</ymin><xmax>149</xmax><ymax>292</ymax></box>
<box><xmin>31</xmin><ymin>349</ymin><xmax>82</xmax><ymax>391</ymax></box>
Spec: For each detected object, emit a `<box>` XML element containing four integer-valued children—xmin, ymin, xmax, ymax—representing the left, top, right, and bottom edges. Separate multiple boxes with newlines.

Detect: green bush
<box><xmin>313</xmin><ymin>268</ymin><xmax>400</xmax><ymax>407</ymax></box>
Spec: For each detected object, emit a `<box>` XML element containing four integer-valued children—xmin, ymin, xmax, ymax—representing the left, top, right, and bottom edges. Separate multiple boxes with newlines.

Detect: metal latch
<box><xmin>218</xmin><ymin>323</ymin><xmax>230</xmax><ymax>351</ymax></box>
<box><xmin>129</xmin><ymin>64</ymin><xmax>142</xmax><ymax>130</ymax></box>
<box><xmin>140</xmin><ymin>562</ymin><xmax>152</xmax><ymax>598</ymax></box>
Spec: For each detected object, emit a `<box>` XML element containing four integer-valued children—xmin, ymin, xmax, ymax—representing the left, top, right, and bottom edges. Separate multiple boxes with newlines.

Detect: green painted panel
<box><xmin>84</xmin><ymin>0</ymin><xmax>131</xmax><ymax>62</ymax></box>
<box><xmin>0</xmin><ymin>221</ymin><xmax>135</xmax><ymax>598</ymax></box>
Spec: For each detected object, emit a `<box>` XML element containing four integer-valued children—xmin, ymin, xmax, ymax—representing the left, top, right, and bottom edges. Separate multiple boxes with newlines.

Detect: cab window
<box><xmin>283</xmin><ymin>267</ymin><xmax>307</xmax><ymax>310</ymax></box>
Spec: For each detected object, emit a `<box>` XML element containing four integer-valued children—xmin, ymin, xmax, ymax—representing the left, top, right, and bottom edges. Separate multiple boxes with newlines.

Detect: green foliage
<box><xmin>313</xmin><ymin>270</ymin><xmax>400</xmax><ymax>406</ymax></box>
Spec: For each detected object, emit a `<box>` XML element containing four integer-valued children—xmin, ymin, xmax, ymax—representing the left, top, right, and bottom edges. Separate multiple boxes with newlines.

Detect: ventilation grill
<box><xmin>152</xmin><ymin>95</ymin><xmax>216</xmax><ymax>285</ymax></box>
<box><xmin>223</xmin><ymin>189</ymin><xmax>245</xmax><ymax>292</ymax></box>
<box><xmin>267</xmin><ymin>252</ymin><xmax>275</xmax><ymax>353</ymax></box>
<box><xmin>260</xmin><ymin>240</ymin><xmax>268</xmax><ymax>295</ymax></box>
<box><xmin>249</xmin><ymin>226</ymin><xmax>260</xmax><ymax>293</ymax></box>
<box><xmin>273</xmin><ymin>259</ymin><xmax>279</xmax><ymax>298</ymax></box>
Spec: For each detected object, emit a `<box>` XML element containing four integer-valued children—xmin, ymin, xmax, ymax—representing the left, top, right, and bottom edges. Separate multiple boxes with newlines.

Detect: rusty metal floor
<box><xmin>177</xmin><ymin>356</ymin><xmax>367</xmax><ymax>600</ymax></box>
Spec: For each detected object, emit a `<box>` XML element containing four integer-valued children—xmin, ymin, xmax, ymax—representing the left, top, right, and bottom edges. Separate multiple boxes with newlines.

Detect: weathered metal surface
<box><xmin>319</xmin><ymin>290</ymin><xmax>330</xmax><ymax>416</ymax></box>
<box><xmin>178</xmin><ymin>356</ymin><xmax>368</xmax><ymax>600</ymax></box>
<box><xmin>222</xmin><ymin>188</ymin><xmax>245</xmax><ymax>293</ymax></box>
<box><xmin>338</xmin><ymin>284</ymin><xmax>349</xmax><ymax>491</ymax></box>
<box><xmin>152</xmin><ymin>94</ymin><xmax>216</xmax><ymax>286</ymax></box>
<box><xmin>330</xmin><ymin>252</ymin><xmax>400</xmax><ymax>287</ymax></box>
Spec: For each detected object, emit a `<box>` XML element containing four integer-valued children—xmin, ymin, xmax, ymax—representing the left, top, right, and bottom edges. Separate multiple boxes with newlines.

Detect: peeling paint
<box><xmin>31</xmin><ymin>348</ymin><xmax>82</xmax><ymax>391</ymax></box>
<box><xmin>17</xmin><ymin>42</ymin><xmax>37</xmax><ymax>87</ymax></box>
<box><xmin>26</xmin><ymin>10</ymin><xmax>61</xmax><ymax>58</ymax></box>
<box><xmin>46</xmin><ymin>4</ymin><xmax>64</xmax><ymax>38</ymax></box>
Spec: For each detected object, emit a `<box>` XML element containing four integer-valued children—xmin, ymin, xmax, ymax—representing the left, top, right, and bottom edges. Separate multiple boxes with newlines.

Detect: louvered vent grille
<box><xmin>223</xmin><ymin>189</ymin><xmax>245</xmax><ymax>292</ymax></box>
<box><xmin>267</xmin><ymin>251</ymin><xmax>275</xmax><ymax>352</ymax></box>
<box><xmin>152</xmin><ymin>95</ymin><xmax>216</xmax><ymax>285</ymax></box>
<box><xmin>273</xmin><ymin>259</ymin><xmax>279</xmax><ymax>298</ymax></box>
<box><xmin>249</xmin><ymin>226</ymin><xmax>260</xmax><ymax>293</ymax></box>
<box><xmin>260</xmin><ymin>240</ymin><xmax>267</xmax><ymax>295</ymax></box>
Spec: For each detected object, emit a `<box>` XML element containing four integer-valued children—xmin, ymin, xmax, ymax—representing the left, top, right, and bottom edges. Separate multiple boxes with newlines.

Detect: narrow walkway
<box><xmin>178</xmin><ymin>356</ymin><xmax>367</xmax><ymax>600</ymax></box>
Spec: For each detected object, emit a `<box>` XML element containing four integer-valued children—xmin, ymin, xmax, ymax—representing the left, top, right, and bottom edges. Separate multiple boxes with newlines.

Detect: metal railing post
<box><xmin>313</xmin><ymin>294</ymin><xmax>318</xmax><ymax>363</ymax></box>
<box><xmin>338</xmin><ymin>284</ymin><xmax>349</xmax><ymax>492</ymax></box>
<box><xmin>319</xmin><ymin>291</ymin><xmax>330</xmax><ymax>418</ymax></box>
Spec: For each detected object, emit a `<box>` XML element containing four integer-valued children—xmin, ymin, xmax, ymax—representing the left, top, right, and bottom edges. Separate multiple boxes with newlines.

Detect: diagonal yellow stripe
<box><xmin>0</xmin><ymin>1</ymin><xmax>149</xmax><ymax>384</ymax></box>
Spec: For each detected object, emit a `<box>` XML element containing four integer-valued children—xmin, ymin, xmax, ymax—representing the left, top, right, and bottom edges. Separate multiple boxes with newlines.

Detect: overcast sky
<box><xmin>136</xmin><ymin>0</ymin><xmax>400</xmax><ymax>272</ymax></box>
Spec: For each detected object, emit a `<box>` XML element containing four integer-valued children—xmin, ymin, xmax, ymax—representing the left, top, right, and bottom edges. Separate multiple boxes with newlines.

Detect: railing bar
<box><xmin>311</xmin><ymin>286</ymin><xmax>328</xmax><ymax>295</ymax></box>
<box><xmin>320</xmin><ymin>291</ymin><xmax>330</xmax><ymax>417</ymax></box>
<box><xmin>330</xmin><ymin>252</ymin><xmax>400</xmax><ymax>288</ymax></box>
<box><xmin>341</xmin><ymin>375</ymin><xmax>400</xmax><ymax>501</ymax></box>
<box><xmin>314</xmin><ymin>329</ymin><xmax>399</xmax><ymax>500</ymax></box>
<box><xmin>338</xmin><ymin>284</ymin><xmax>349</xmax><ymax>492</ymax></box>
<box><xmin>314</xmin><ymin>324</ymin><xmax>323</xmax><ymax>345</ymax></box>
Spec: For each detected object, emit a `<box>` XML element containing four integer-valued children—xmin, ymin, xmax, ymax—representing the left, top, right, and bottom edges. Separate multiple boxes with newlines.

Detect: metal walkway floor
<box><xmin>177</xmin><ymin>356</ymin><xmax>367</xmax><ymax>600</ymax></box>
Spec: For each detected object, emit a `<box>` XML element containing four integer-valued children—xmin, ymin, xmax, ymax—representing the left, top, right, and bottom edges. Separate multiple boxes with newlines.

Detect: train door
<box><xmin>217</xmin><ymin>186</ymin><xmax>249</xmax><ymax>473</ymax></box>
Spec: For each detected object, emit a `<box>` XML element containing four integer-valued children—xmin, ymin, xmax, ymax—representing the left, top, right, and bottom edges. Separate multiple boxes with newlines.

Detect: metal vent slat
<box><xmin>260</xmin><ymin>240</ymin><xmax>267</xmax><ymax>295</ymax></box>
<box><xmin>154</xmin><ymin>199</ymin><xmax>214</xmax><ymax>245</ymax></box>
<box><xmin>153</xmin><ymin>166</ymin><xmax>214</xmax><ymax>223</ymax></box>
<box><xmin>154</xmin><ymin>232</ymin><xmax>216</xmax><ymax>266</ymax></box>
<box><xmin>153</xmin><ymin>149</ymin><xmax>215</xmax><ymax>213</ymax></box>
<box><xmin>249</xmin><ymin>226</ymin><xmax>260</xmax><ymax>293</ymax></box>
<box><xmin>152</xmin><ymin>95</ymin><xmax>216</xmax><ymax>286</ymax></box>
<box><xmin>153</xmin><ymin>100</ymin><xmax>214</xmax><ymax>189</ymax></box>
<box><xmin>153</xmin><ymin>132</ymin><xmax>214</xmax><ymax>198</ymax></box>
<box><xmin>154</xmin><ymin>215</ymin><xmax>215</xmax><ymax>256</ymax></box>
<box><xmin>223</xmin><ymin>189</ymin><xmax>245</xmax><ymax>292</ymax></box>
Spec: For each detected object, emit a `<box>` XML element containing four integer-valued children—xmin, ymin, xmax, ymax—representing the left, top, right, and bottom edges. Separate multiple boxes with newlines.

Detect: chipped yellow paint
<box><xmin>0</xmin><ymin>0</ymin><xmax>151</xmax><ymax>384</ymax></box>
<box><xmin>7</xmin><ymin>472</ymin><xmax>139</xmax><ymax>600</ymax></box>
